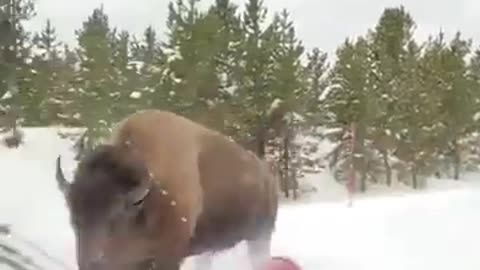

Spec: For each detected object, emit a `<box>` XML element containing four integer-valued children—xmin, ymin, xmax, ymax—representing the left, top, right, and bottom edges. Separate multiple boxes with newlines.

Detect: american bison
<box><xmin>55</xmin><ymin>110</ymin><xmax>279</xmax><ymax>270</ymax></box>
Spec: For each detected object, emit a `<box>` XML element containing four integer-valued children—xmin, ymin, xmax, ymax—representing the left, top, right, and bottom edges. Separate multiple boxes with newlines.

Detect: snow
<box><xmin>268</xmin><ymin>98</ymin><xmax>283</xmax><ymax>114</ymax></box>
<box><xmin>1</xmin><ymin>127</ymin><xmax>480</xmax><ymax>270</ymax></box>
<box><xmin>164</xmin><ymin>46</ymin><xmax>183</xmax><ymax>63</ymax></box>
<box><xmin>129</xmin><ymin>91</ymin><xmax>142</xmax><ymax>99</ymax></box>
<box><xmin>0</xmin><ymin>128</ymin><xmax>81</xmax><ymax>270</ymax></box>
<box><xmin>473</xmin><ymin>111</ymin><xmax>480</xmax><ymax>121</ymax></box>
<box><xmin>128</xmin><ymin>60</ymin><xmax>145</xmax><ymax>72</ymax></box>
<box><xmin>1</xmin><ymin>91</ymin><xmax>13</xmax><ymax>100</ymax></box>
<box><xmin>318</xmin><ymin>83</ymin><xmax>338</xmax><ymax>102</ymax></box>
<box><xmin>223</xmin><ymin>85</ymin><xmax>237</xmax><ymax>95</ymax></box>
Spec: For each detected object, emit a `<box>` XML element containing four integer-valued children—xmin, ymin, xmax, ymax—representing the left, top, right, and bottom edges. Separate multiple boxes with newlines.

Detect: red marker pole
<box><xmin>260</xmin><ymin>256</ymin><xmax>302</xmax><ymax>270</ymax></box>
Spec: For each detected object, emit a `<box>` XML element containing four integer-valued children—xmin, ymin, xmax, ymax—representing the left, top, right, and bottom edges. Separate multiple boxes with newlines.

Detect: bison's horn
<box><xmin>55</xmin><ymin>155</ymin><xmax>70</xmax><ymax>195</ymax></box>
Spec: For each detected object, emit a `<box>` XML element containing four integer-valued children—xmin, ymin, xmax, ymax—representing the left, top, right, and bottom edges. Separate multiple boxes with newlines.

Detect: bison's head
<box><xmin>55</xmin><ymin>144</ymin><xmax>164</xmax><ymax>270</ymax></box>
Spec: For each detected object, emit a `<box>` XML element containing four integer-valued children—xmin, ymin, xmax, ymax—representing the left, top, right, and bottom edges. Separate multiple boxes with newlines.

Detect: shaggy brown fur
<box><xmin>55</xmin><ymin>110</ymin><xmax>279</xmax><ymax>270</ymax></box>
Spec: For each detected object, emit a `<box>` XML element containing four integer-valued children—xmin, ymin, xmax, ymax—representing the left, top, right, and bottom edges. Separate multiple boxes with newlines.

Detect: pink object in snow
<box><xmin>260</xmin><ymin>256</ymin><xmax>302</xmax><ymax>270</ymax></box>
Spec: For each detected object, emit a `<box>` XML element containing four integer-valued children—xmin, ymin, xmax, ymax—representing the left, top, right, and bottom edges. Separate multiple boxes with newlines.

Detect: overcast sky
<box><xmin>25</xmin><ymin>0</ymin><xmax>480</xmax><ymax>56</ymax></box>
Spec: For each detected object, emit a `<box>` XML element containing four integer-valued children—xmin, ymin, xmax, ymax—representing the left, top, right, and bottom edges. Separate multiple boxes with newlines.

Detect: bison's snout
<box><xmin>80</xmin><ymin>261</ymin><xmax>103</xmax><ymax>270</ymax></box>
<box><xmin>79</xmin><ymin>253</ymin><xmax>106</xmax><ymax>270</ymax></box>
<box><xmin>80</xmin><ymin>258</ymin><xmax>149</xmax><ymax>270</ymax></box>
<box><xmin>77</xmin><ymin>238</ymin><xmax>107</xmax><ymax>270</ymax></box>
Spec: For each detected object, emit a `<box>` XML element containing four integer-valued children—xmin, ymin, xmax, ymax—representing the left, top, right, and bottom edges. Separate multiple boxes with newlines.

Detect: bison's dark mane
<box><xmin>68</xmin><ymin>144</ymin><xmax>148</xmax><ymax>226</ymax></box>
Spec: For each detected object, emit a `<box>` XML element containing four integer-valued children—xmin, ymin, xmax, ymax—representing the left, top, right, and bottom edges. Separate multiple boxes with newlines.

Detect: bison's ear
<box><xmin>55</xmin><ymin>155</ymin><xmax>71</xmax><ymax>198</ymax></box>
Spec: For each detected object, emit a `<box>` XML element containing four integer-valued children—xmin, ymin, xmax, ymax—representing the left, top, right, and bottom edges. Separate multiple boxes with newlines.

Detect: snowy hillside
<box><xmin>1</xmin><ymin>127</ymin><xmax>480</xmax><ymax>270</ymax></box>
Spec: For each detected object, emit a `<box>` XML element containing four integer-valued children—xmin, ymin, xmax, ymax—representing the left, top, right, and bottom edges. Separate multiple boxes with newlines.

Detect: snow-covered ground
<box><xmin>1</xmin><ymin>127</ymin><xmax>480</xmax><ymax>270</ymax></box>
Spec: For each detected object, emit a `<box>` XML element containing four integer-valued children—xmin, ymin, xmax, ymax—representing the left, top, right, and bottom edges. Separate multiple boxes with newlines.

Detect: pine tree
<box><xmin>469</xmin><ymin>48</ymin><xmax>480</xmax><ymax>121</ymax></box>
<box><xmin>367</xmin><ymin>6</ymin><xmax>417</xmax><ymax>186</ymax></box>
<box><xmin>266</xmin><ymin>9</ymin><xmax>306</xmax><ymax>198</ymax></box>
<box><xmin>326</xmin><ymin>37</ymin><xmax>376</xmax><ymax>191</ymax></box>
<box><xmin>26</xmin><ymin>19</ymin><xmax>63</xmax><ymax>125</ymax></box>
<box><xmin>71</xmin><ymin>6</ymin><xmax>117</xmax><ymax>150</ymax></box>
<box><xmin>298</xmin><ymin>46</ymin><xmax>329</xmax><ymax>177</ymax></box>
<box><xmin>235</xmin><ymin>0</ymin><xmax>279</xmax><ymax>157</ymax></box>
<box><xmin>53</xmin><ymin>44</ymin><xmax>80</xmax><ymax>126</ymax></box>
<box><xmin>110</xmin><ymin>29</ymin><xmax>145</xmax><ymax>118</ymax></box>
<box><xmin>470</xmin><ymin>48</ymin><xmax>480</xmax><ymax>79</ymax></box>
<box><xmin>162</xmin><ymin>0</ymin><xmax>243</xmax><ymax>131</ymax></box>
<box><xmin>130</xmin><ymin>25</ymin><xmax>167</xmax><ymax>109</ymax></box>
<box><xmin>268</xmin><ymin>9</ymin><xmax>305</xmax><ymax>112</ymax></box>
<box><xmin>0</xmin><ymin>0</ymin><xmax>35</xmax><ymax>146</ymax></box>
<box><xmin>162</xmin><ymin>0</ymin><xmax>216</xmax><ymax>117</ymax></box>
<box><xmin>0</xmin><ymin>1</ymin><xmax>13</xmax><ymax>102</ymax></box>
<box><xmin>303</xmin><ymin>47</ymin><xmax>329</xmax><ymax>123</ymax></box>
<box><xmin>393</xmin><ymin>38</ymin><xmax>437</xmax><ymax>188</ymax></box>
<box><xmin>426</xmin><ymin>32</ymin><xmax>475</xmax><ymax>180</ymax></box>
<box><xmin>205</xmin><ymin>0</ymin><xmax>244</xmax><ymax>132</ymax></box>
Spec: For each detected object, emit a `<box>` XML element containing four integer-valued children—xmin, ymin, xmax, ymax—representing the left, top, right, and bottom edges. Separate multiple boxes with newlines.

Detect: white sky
<box><xmin>25</xmin><ymin>0</ymin><xmax>480</xmax><ymax>56</ymax></box>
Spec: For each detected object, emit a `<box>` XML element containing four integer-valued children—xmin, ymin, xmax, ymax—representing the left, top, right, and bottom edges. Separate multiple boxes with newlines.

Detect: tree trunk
<box><xmin>256</xmin><ymin>135</ymin><xmax>266</xmax><ymax>158</ymax></box>
<box><xmin>327</xmin><ymin>143</ymin><xmax>343</xmax><ymax>169</ymax></box>
<box><xmin>5</xmin><ymin>0</ymin><xmax>19</xmax><ymax>136</ymax></box>
<box><xmin>283</xmin><ymin>131</ymin><xmax>290</xmax><ymax>197</ymax></box>
<box><xmin>411</xmin><ymin>162</ymin><xmax>418</xmax><ymax>189</ymax></box>
<box><xmin>277</xmin><ymin>157</ymin><xmax>289</xmax><ymax>198</ymax></box>
<box><xmin>452</xmin><ymin>139</ymin><xmax>460</xmax><ymax>180</ymax></box>
<box><xmin>292</xmin><ymin>168</ymin><xmax>298</xmax><ymax>200</ymax></box>
<box><xmin>380</xmin><ymin>149</ymin><xmax>392</xmax><ymax>186</ymax></box>
<box><xmin>252</xmin><ymin>114</ymin><xmax>267</xmax><ymax>159</ymax></box>
<box><xmin>355</xmin><ymin>123</ymin><xmax>367</xmax><ymax>193</ymax></box>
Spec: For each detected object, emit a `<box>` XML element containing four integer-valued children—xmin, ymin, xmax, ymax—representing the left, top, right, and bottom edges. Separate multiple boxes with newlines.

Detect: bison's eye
<box><xmin>124</xmin><ymin>194</ymin><xmax>147</xmax><ymax>212</ymax></box>
<box><xmin>126</xmin><ymin>185</ymin><xmax>150</xmax><ymax>209</ymax></box>
<box><xmin>132</xmin><ymin>197</ymin><xmax>145</xmax><ymax>207</ymax></box>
